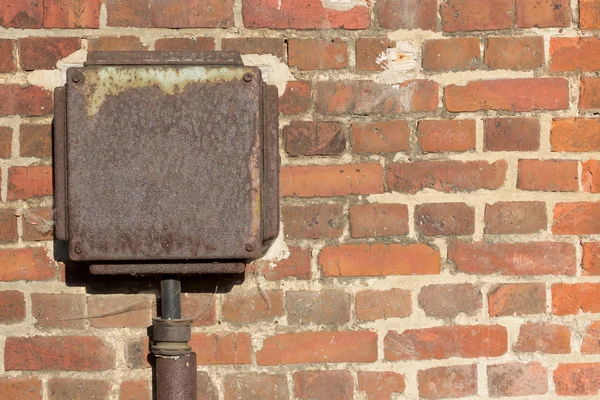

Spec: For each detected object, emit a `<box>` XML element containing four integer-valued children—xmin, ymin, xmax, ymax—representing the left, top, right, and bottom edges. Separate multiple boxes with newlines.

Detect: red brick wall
<box><xmin>1</xmin><ymin>0</ymin><xmax>600</xmax><ymax>398</ymax></box>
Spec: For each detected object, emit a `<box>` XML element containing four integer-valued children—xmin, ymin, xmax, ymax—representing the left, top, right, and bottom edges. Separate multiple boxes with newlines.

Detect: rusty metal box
<box><xmin>53</xmin><ymin>52</ymin><xmax>279</xmax><ymax>275</ymax></box>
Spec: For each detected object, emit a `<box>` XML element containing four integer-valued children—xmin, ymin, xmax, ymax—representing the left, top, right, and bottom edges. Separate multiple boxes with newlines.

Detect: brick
<box><xmin>448</xmin><ymin>241</ymin><xmax>576</xmax><ymax>275</ymax></box>
<box><xmin>583</xmin><ymin>242</ymin><xmax>600</xmax><ymax>275</ymax></box>
<box><xmin>88</xmin><ymin>294</ymin><xmax>152</xmax><ymax>328</ymax></box>
<box><xmin>191</xmin><ymin>332</ymin><xmax>252</xmax><ymax>364</ymax></box>
<box><xmin>295</xmin><ymin>371</ymin><xmax>353</xmax><ymax>400</ymax></box>
<box><xmin>418</xmin><ymin>365</ymin><xmax>477</xmax><ymax>399</ymax></box>
<box><xmin>286</xmin><ymin>290</ymin><xmax>350</xmax><ymax>325</ymax></box>
<box><xmin>154</xmin><ymin>37</ymin><xmax>215</xmax><ymax>51</ymax></box>
<box><xmin>388</xmin><ymin>160</ymin><xmax>507</xmax><ymax>194</ymax></box>
<box><xmin>553</xmin><ymin>202</ymin><xmax>600</xmax><ymax>234</ymax></box>
<box><xmin>445</xmin><ymin>78</ymin><xmax>569</xmax><ymax>112</ymax></box>
<box><xmin>484</xmin><ymin>118</ymin><xmax>540</xmax><ymax>151</ymax></box>
<box><xmin>320</xmin><ymin>243</ymin><xmax>440</xmax><ymax>277</ymax></box>
<box><xmin>489</xmin><ymin>362</ymin><xmax>548</xmax><ymax>397</ymax></box>
<box><xmin>581</xmin><ymin>322</ymin><xmax>600</xmax><ymax>353</ymax></box>
<box><xmin>120</xmin><ymin>380</ymin><xmax>150</xmax><ymax>400</ymax></box>
<box><xmin>20</xmin><ymin>124</ymin><xmax>51</xmax><ymax>158</ymax></box>
<box><xmin>0</xmin><ymin>0</ymin><xmax>43</xmax><ymax>28</ymax></box>
<box><xmin>485</xmin><ymin>36</ymin><xmax>544</xmax><ymax>70</ymax></box>
<box><xmin>0</xmin><ymin>126</ymin><xmax>11</xmax><ymax>158</ymax></box>
<box><xmin>376</xmin><ymin>0</ymin><xmax>437</xmax><ymax>30</ymax></box>
<box><xmin>19</xmin><ymin>37</ymin><xmax>80</xmax><ymax>70</ymax></box>
<box><xmin>358</xmin><ymin>371</ymin><xmax>405</xmax><ymax>400</ymax></box>
<box><xmin>0</xmin><ymin>290</ymin><xmax>25</xmax><ymax>323</ymax></box>
<box><xmin>356</xmin><ymin>38</ymin><xmax>395</xmax><ymax>71</ymax></box>
<box><xmin>280</xmin><ymin>163</ymin><xmax>383</xmax><ymax>197</ymax></box>
<box><xmin>88</xmin><ymin>36</ymin><xmax>148</xmax><ymax>52</ymax></box>
<box><xmin>126</xmin><ymin>337</ymin><xmax>150</xmax><ymax>369</ymax></box>
<box><xmin>554</xmin><ymin>363</ymin><xmax>600</xmax><ymax>396</ymax></box>
<box><xmin>582</xmin><ymin>77</ymin><xmax>600</xmax><ymax>110</ymax></box>
<box><xmin>279</xmin><ymin>81</ymin><xmax>311</xmax><ymax>115</ymax></box>
<box><xmin>8</xmin><ymin>166</ymin><xmax>52</xmax><ymax>199</ymax></box>
<box><xmin>581</xmin><ymin>0</ymin><xmax>600</xmax><ymax>29</ymax></box>
<box><xmin>418</xmin><ymin>284</ymin><xmax>481</xmax><ymax>319</ymax></box>
<box><xmin>257</xmin><ymin>331</ymin><xmax>377</xmax><ymax>365</ymax></box>
<box><xmin>551</xmin><ymin>37</ymin><xmax>600</xmax><ymax>71</ymax></box>
<box><xmin>48</xmin><ymin>378</ymin><xmax>110</xmax><ymax>400</ymax></box>
<box><xmin>22</xmin><ymin>207</ymin><xmax>54</xmax><ymax>241</ymax></box>
<box><xmin>415</xmin><ymin>203</ymin><xmax>475</xmax><ymax>236</ymax></box>
<box><xmin>315</xmin><ymin>80</ymin><xmax>438</xmax><ymax>115</ymax></box>
<box><xmin>105</xmin><ymin>0</ymin><xmax>148</xmax><ymax>26</ymax></box>
<box><xmin>349</xmin><ymin>203</ymin><xmax>409</xmax><ymax>238</ymax></box>
<box><xmin>488</xmin><ymin>283</ymin><xmax>546</xmax><ymax>316</ymax></box>
<box><xmin>5</xmin><ymin>336</ymin><xmax>115</xmax><ymax>371</ymax></box>
<box><xmin>288</xmin><ymin>39</ymin><xmax>348</xmax><ymax>70</ymax></box>
<box><xmin>517</xmin><ymin>0</ymin><xmax>570</xmax><ymax>27</ymax></box>
<box><xmin>417</xmin><ymin>120</ymin><xmax>476</xmax><ymax>152</ymax></box>
<box><xmin>0</xmin><ymin>377</ymin><xmax>42</xmax><ymax>400</ymax></box>
<box><xmin>0</xmin><ymin>208</ymin><xmax>17</xmax><ymax>242</ymax></box>
<box><xmin>485</xmin><ymin>201</ymin><xmax>547</xmax><ymax>234</ymax></box>
<box><xmin>422</xmin><ymin>38</ymin><xmax>480</xmax><ymax>71</ymax></box>
<box><xmin>224</xmin><ymin>373</ymin><xmax>288</xmax><ymax>400</ymax></box>
<box><xmin>260</xmin><ymin>246</ymin><xmax>311</xmax><ymax>280</ymax></box>
<box><xmin>356</xmin><ymin>289</ymin><xmax>412</xmax><ymax>321</ymax></box>
<box><xmin>0</xmin><ymin>85</ymin><xmax>52</xmax><ymax>116</ymax></box>
<box><xmin>32</xmin><ymin>293</ymin><xmax>85</xmax><ymax>329</ymax></box>
<box><xmin>0</xmin><ymin>40</ymin><xmax>16</xmax><ymax>72</ymax></box>
<box><xmin>0</xmin><ymin>247</ymin><xmax>56</xmax><ymax>281</ymax></box>
<box><xmin>222</xmin><ymin>38</ymin><xmax>285</xmax><ymax>59</ymax></box>
<box><xmin>517</xmin><ymin>159</ymin><xmax>578</xmax><ymax>192</ymax></box>
<box><xmin>385</xmin><ymin>325</ymin><xmax>507</xmax><ymax>361</ymax></box>
<box><xmin>242</xmin><ymin>0</ymin><xmax>369</xmax><ymax>29</ymax></box>
<box><xmin>197</xmin><ymin>372</ymin><xmax>218</xmax><ymax>400</ymax></box>
<box><xmin>514</xmin><ymin>323</ymin><xmax>571</xmax><ymax>354</ymax></box>
<box><xmin>181</xmin><ymin>293</ymin><xmax>216</xmax><ymax>326</ymax></box>
<box><xmin>43</xmin><ymin>0</ymin><xmax>102</xmax><ymax>28</ymax></box>
<box><xmin>553</xmin><ymin>283</ymin><xmax>600</xmax><ymax>315</ymax></box>
<box><xmin>352</xmin><ymin>120</ymin><xmax>410</xmax><ymax>153</ymax></box>
<box><xmin>441</xmin><ymin>0</ymin><xmax>514</xmax><ymax>32</ymax></box>
<box><xmin>552</xmin><ymin>118</ymin><xmax>600</xmax><ymax>151</ymax></box>
<box><xmin>284</xmin><ymin>121</ymin><xmax>345</xmax><ymax>156</ymax></box>
<box><xmin>282</xmin><ymin>204</ymin><xmax>343</xmax><ymax>239</ymax></box>
<box><xmin>222</xmin><ymin>290</ymin><xmax>283</xmax><ymax>324</ymax></box>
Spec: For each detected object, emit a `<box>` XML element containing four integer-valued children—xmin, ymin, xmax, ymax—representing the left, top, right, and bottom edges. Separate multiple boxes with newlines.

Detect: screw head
<box><xmin>245</xmin><ymin>243</ymin><xmax>254</xmax><ymax>252</ymax></box>
<box><xmin>243</xmin><ymin>73</ymin><xmax>253</xmax><ymax>82</ymax></box>
<box><xmin>71</xmin><ymin>71</ymin><xmax>82</xmax><ymax>83</ymax></box>
<box><xmin>74</xmin><ymin>245</ymin><xmax>83</xmax><ymax>254</ymax></box>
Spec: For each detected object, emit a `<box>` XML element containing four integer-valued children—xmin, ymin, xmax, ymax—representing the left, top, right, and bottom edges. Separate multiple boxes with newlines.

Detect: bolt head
<box><xmin>245</xmin><ymin>243</ymin><xmax>254</xmax><ymax>252</ymax></box>
<box><xmin>71</xmin><ymin>71</ymin><xmax>82</xmax><ymax>83</ymax></box>
<box><xmin>243</xmin><ymin>73</ymin><xmax>253</xmax><ymax>82</ymax></box>
<box><xmin>74</xmin><ymin>245</ymin><xmax>83</xmax><ymax>254</ymax></box>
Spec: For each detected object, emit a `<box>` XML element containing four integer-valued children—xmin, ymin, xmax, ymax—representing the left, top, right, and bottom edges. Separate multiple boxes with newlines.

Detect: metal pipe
<box><xmin>156</xmin><ymin>353</ymin><xmax>197</xmax><ymax>400</ymax></box>
<box><xmin>161</xmin><ymin>278</ymin><xmax>182</xmax><ymax>319</ymax></box>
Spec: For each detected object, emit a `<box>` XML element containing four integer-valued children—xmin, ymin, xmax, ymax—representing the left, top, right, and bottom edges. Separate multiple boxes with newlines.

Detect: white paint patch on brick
<box><xmin>376</xmin><ymin>42</ymin><xmax>418</xmax><ymax>84</ymax></box>
<box><xmin>323</xmin><ymin>0</ymin><xmax>364</xmax><ymax>11</ymax></box>
<box><xmin>241</xmin><ymin>54</ymin><xmax>293</xmax><ymax>96</ymax></box>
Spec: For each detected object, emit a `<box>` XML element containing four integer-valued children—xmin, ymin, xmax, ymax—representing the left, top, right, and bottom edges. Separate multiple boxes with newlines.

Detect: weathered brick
<box><xmin>154</xmin><ymin>37</ymin><xmax>215</xmax><ymax>51</ymax></box>
<box><xmin>0</xmin><ymin>40</ymin><xmax>16</xmax><ymax>72</ymax></box>
<box><xmin>583</xmin><ymin>242</ymin><xmax>600</xmax><ymax>275</ymax></box>
<box><xmin>385</xmin><ymin>325</ymin><xmax>507</xmax><ymax>361</ymax></box>
<box><xmin>441</xmin><ymin>0</ymin><xmax>514</xmax><ymax>32</ymax></box>
<box><xmin>190</xmin><ymin>332</ymin><xmax>252</xmax><ymax>364</ymax></box>
<box><xmin>418</xmin><ymin>365</ymin><xmax>477</xmax><ymax>399</ymax></box>
<box><xmin>418</xmin><ymin>284</ymin><xmax>481</xmax><ymax>319</ymax></box>
<box><xmin>0</xmin><ymin>377</ymin><xmax>42</xmax><ymax>400</ymax></box>
<box><xmin>514</xmin><ymin>322</ymin><xmax>571</xmax><ymax>354</ymax></box>
<box><xmin>105</xmin><ymin>0</ymin><xmax>150</xmax><ymax>26</ymax></box>
<box><xmin>5</xmin><ymin>336</ymin><xmax>115</xmax><ymax>371</ymax></box>
<box><xmin>553</xmin><ymin>283</ymin><xmax>600</xmax><ymax>315</ymax></box>
<box><xmin>581</xmin><ymin>77</ymin><xmax>600</xmax><ymax>109</ymax></box>
<box><xmin>517</xmin><ymin>159</ymin><xmax>578</xmax><ymax>192</ymax></box>
<box><xmin>222</xmin><ymin>290</ymin><xmax>283</xmax><ymax>324</ymax></box>
<box><xmin>126</xmin><ymin>337</ymin><xmax>150</xmax><ymax>369</ymax></box>
<box><xmin>0</xmin><ymin>126</ymin><xmax>11</xmax><ymax>158</ymax></box>
<box><xmin>19</xmin><ymin>37</ymin><xmax>80</xmax><ymax>70</ymax></box>
<box><xmin>8</xmin><ymin>166</ymin><xmax>52</xmax><ymax>200</ymax></box>
<box><xmin>43</xmin><ymin>0</ymin><xmax>102</xmax><ymax>28</ymax></box>
<box><xmin>484</xmin><ymin>118</ymin><xmax>540</xmax><ymax>151</ymax></box>
<box><xmin>0</xmin><ymin>290</ymin><xmax>25</xmax><ymax>324</ymax></box>
<box><xmin>489</xmin><ymin>363</ymin><xmax>547</xmax><ymax>397</ymax></box>
<box><xmin>0</xmin><ymin>208</ymin><xmax>17</xmax><ymax>243</ymax></box>
<box><xmin>31</xmin><ymin>293</ymin><xmax>85</xmax><ymax>329</ymax></box>
<box><xmin>259</xmin><ymin>247</ymin><xmax>311</xmax><ymax>280</ymax></box>
<box><xmin>387</xmin><ymin>160</ymin><xmax>507</xmax><ymax>194</ymax></box>
<box><xmin>415</xmin><ymin>203</ymin><xmax>475</xmax><ymax>236</ymax></box>
<box><xmin>377</xmin><ymin>0</ymin><xmax>438</xmax><ymax>30</ymax></box>
<box><xmin>286</xmin><ymin>290</ymin><xmax>351</xmax><ymax>325</ymax></box>
<box><xmin>445</xmin><ymin>78</ymin><xmax>569</xmax><ymax>112</ymax></box>
<box><xmin>0</xmin><ymin>85</ymin><xmax>52</xmax><ymax>116</ymax></box>
<box><xmin>356</xmin><ymin>38</ymin><xmax>395</xmax><ymax>71</ymax></box>
<box><xmin>181</xmin><ymin>293</ymin><xmax>216</xmax><ymax>326</ymax></box>
<box><xmin>197</xmin><ymin>372</ymin><xmax>218</xmax><ymax>400</ymax></box>
<box><xmin>279</xmin><ymin>81</ymin><xmax>311</xmax><ymax>115</ymax></box>
<box><xmin>88</xmin><ymin>295</ymin><xmax>152</xmax><ymax>328</ymax></box>
<box><xmin>488</xmin><ymin>283</ymin><xmax>546</xmax><ymax>316</ymax></box>
<box><xmin>485</xmin><ymin>201</ymin><xmax>547</xmax><ymax>234</ymax></box>
<box><xmin>222</xmin><ymin>38</ymin><xmax>285</xmax><ymax>59</ymax></box>
<box><xmin>581</xmin><ymin>321</ymin><xmax>600</xmax><ymax>353</ymax></box>
<box><xmin>0</xmin><ymin>0</ymin><xmax>43</xmax><ymax>28</ymax></box>
<box><xmin>551</xmin><ymin>37</ymin><xmax>600</xmax><ymax>71</ymax></box>
<box><xmin>294</xmin><ymin>370</ymin><xmax>353</xmax><ymax>400</ymax></box>
<box><xmin>224</xmin><ymin>373</ymin><xmax>288</xmax><ymax>400</ymax></box>
<box><xmin>552</xmin><ymin>118</ymin><xmax>600</xmax><ymax>151</ymax></box>
<box><xmin>553</xmin><ymin>202</ymin><xmax>600</xmax><ymax>234</ymax></box>
<box><xmin>22</xmin><ymin>207</ymin><xmax>54</xmax><ymax>241</ymax></box>
<box><xmin>280</xmin><ymin>163</ymin><xmax>383</xmax><ymax>197</ymax></box>
<box><xmin>320</xmin><ymin>243</ymin><xmax>440</xmax><ymax>277</ymax></box>
<box><xmin>358</xmin><ymin>371</ymin><xmax>405</xmax><ymax>400</ymax></box>
<box><xmin>356</xmin><ymin>289</ymin><xmax>412</xmax><ymax>321</ymax></box>
<box><xmin>0</xmin><ymin>247</ymin><xmax>56</xmax><ymax>281</ymax></box>
<box><xmin>48</xmin><ymin>378</ymin><xmax>110</xmax><ymax>400</ymax></box>
<box><xmin>352</xmin><ymin>120</ymin><xmax>410</xmax><ymax>153</ymax></box>
<box><xmin>288</xmin><ymin>39</ymin><xmax>348</xmax><ymax>70</ymax></box>
<box><xmin>20</xmin><ymin>124</ymin><xmax>51</xmax><ymax>158</ymax></box>
<box><xmin>485</xmin><ymin>36</ymin><xmax>544</xmax><ymax>70</ymax></box>
<box><xmin>284</xmin><ymin>121</ymin><xmax>345</xmax><ymax>156</ymax></box>
<box><xmin>581</xmin><ymin>0</ymin><xmax>600</xmax><ymax>29</ymax></box>
<box><xmin>88</xmin><ymin>36</ymin><xmax>148</xmax><ymax>52</ymax></box>
<box><xmin>315</xmin><ymin>80</ymin><xmax>438</xmax><ymax>115</ymax></box>
<box><xmin>517</xmin><ymin>0</ymin><xmax>570</xmax><ymax>27</ymax></box>
<box><xmin>349</xmin><ymin>203</ymin><xmax>409</xmax><ymax>238</ymax></box>
<box><xmin>554</xmin><ymin>363</ymin><xmax>600</xmax><ymax>396</ymax></box>
<box><xmin>242</xmin><ymin>0</ymin><xmax>369</xmax><ymax>29</ymax></box>
<box><xmin>120</xmin><ymin>380</ymin><xmax>151</xmax><ymax>400</ymax></box>
<box><xmin>257</xmin><ymin>331</ymin><xmax>377</xmax><ymax>365</ymax></box>
<box><xmin>449</xmin><ymin>241</ymin><xmax>576</xmax><ymax>275</ymax></box>
<box><xmin>417</xmin><ymin>120</ymin><xmax>476</xmax><ymax>152</ymax></box>
<box><xmin>282</xmin><ymin>204</ymin><xmax>343</xmax><ymax>239</ymax></box>
<box><xmin>422</xmin><ymin>38</ymin><xmax>480</xmax><ymax>71</ymax></box>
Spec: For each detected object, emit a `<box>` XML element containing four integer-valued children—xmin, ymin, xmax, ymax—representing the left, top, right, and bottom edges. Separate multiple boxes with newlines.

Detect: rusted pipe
<box><xmin>156</xmin><ymin>354</ymin><xmax>197</xmax><ymax>400</ymax></box>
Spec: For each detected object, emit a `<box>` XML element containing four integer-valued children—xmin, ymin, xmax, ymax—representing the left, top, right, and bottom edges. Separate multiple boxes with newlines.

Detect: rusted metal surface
<box><xmin>85</xmin><ymin>51</ymin><xmax>243</xmax><ymax>66</ymax></box>
<box><xmin>152</xmin><ymin>319</ymin><xmax>191</xmax><ymax>343</ymax></box>
<box><xmin>52</xmin><ymin>87</ymin><xmax>68</xmax><ymax>241</ymax></box>
<box><xmin>89</xmin><ymin>263</ymin><xmax>245</xmax><ymax>275</ymax></box>
<box><xmin>156</xmin><ymin>353</ymin><xmax>197</xmax><ymax>400</ymax></box>
<box><xmin>262</xmin><ymin>84</ymin><xmax>280</xmax><ymax>246</ymax></box>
